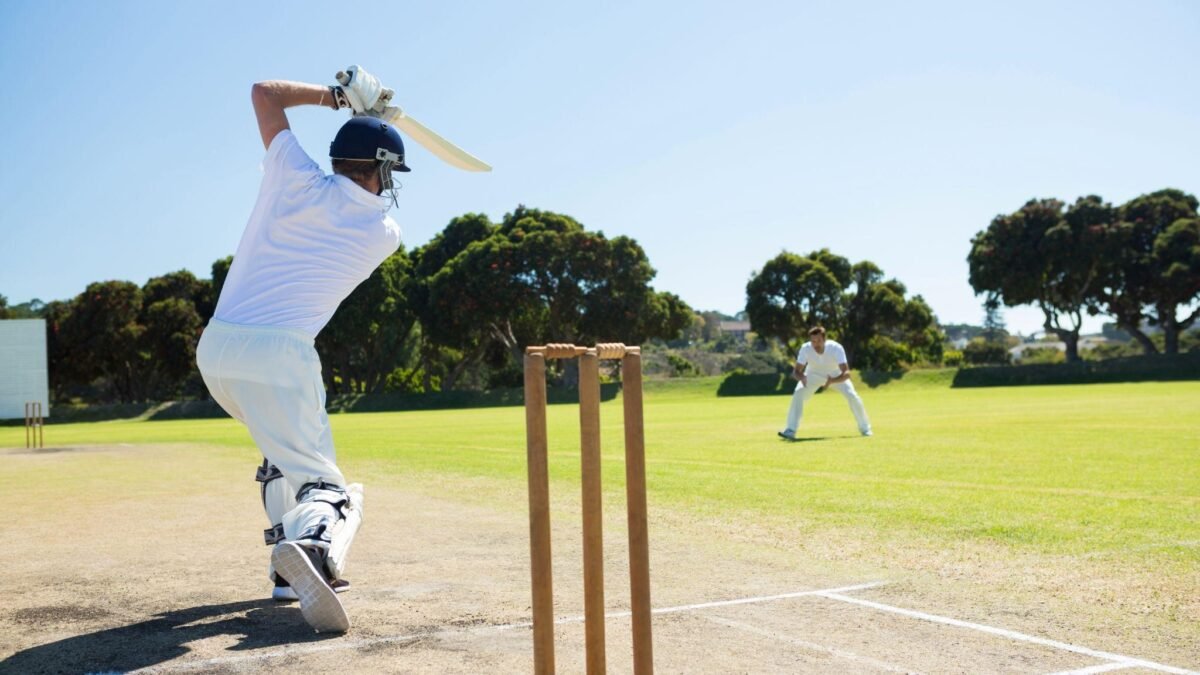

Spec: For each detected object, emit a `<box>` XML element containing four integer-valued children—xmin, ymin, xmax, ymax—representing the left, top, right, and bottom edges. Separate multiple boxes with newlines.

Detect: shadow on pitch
<box><xmin>777</xmin><ymin>435</ymin><xmax>836</xmax><ymax>443</ymax></box>
<box><xmin>2</xmin><ymin>599</ymin><xmax>335</xmax><ymax>674</ymax></box>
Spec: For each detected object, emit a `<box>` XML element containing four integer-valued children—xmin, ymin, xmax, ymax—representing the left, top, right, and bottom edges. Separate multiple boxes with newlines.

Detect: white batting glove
<box><xmin>333</xmin><ymin>65</ymin><xmax>390</xmax><ymax>114</ymax></box>
<box><xmin>362</xmin><ymin>105</ymin><xmax>405</xmax><ymax>124</ymax></box>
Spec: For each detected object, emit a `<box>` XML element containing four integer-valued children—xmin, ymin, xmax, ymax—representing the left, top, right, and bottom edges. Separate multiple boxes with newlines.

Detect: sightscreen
<box><xmin>0</xmin><ymin>319</ymin><xmax>50</xmax><ymax>420</ymax></box>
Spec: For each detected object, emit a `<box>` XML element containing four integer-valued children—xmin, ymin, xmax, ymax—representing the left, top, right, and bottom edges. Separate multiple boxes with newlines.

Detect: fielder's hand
<box><xmin>332</xmin><ymin>65</ymin><xmax>393</xmax><ymax>114</ymax></box>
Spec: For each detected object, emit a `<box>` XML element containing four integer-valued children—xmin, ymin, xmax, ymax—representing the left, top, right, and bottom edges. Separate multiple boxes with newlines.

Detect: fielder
<box><xmin>778</xmin><ymin>327</ymin><xmax>872</xmax><ymax>440</ymax></box>
<box><xmin>196</xmin><ymin>66</ymin><xmax>406</xmax><ymax>632</ymax></box>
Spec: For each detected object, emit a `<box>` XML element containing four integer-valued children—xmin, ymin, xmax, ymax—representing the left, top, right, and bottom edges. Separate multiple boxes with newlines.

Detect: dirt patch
<box><xmin>10</xmin><ymin>605</ymin><xmax>115</xmax><ymax>625</ymax></box>
<box><xmin>1</xmin><ymin>443</ymin><xmax>1195</xmax><ymax>674</ymax></box>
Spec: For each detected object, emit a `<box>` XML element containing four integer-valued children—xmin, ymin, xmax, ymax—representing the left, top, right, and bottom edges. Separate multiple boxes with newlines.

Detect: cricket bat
<box><xmin>336</xmin><ymin>71</ymin><xmax>492</xmax><ymax>173</ymax></box>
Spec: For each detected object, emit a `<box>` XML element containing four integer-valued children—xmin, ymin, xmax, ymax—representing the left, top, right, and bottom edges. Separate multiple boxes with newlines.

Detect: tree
<box><xmin>315</xmin><ymin>249</ymin><xmax>417</xmax><ymax>394</ymax></box>
<box><xmin>139</xmin><ymin>297</ymin><xmax>203</xmax><ymax>398</ymax></box>
<box><xmin>968</xmin><ymin>197</ymin><xmax>1117</xmax><ymax>362</ymax></box>
<box><xmin>144</xmin><ymin>269</ymin><xmax>214</xmax><ymax>322</ymax></box>
<box><xmin>699</xmin><ymin>311</ymin><xmax>726</xmax><ymax>342</ymax></box>
<box><xmin>409</xmin><ymin>213</ymin><xmax>499</xmax><ymax>390</ymax></box>
<box><xmin>1095</xmin><ymin>189</ymin><xmax>1200</xmax><ymax>354</ymax></box>
<box><xmin>837</xmin><ymin>260</ymin><xmax>943</xmax><ymax>369</ymax></box>
<box><xmin>416</xmin><ymin>206</ymin><xmax>689</xmax><ymax>387</ymax></box>
<box><xmin>982</xmin><ymin>294</ymin><xmax>1005</xmax><ymax>342</ymax></box>
<box><xmin>41</xmin><ymin>299</ymin><xmax>75</xmax><ymax>401</ymax></box>
<box><xmin>746</xmin><ymin>250</ymin><xmax>943</xmax><ymax>368</ymax></box>
<box><xmin>57</xmin><ymin>281</ymin><xmax>145</xmax><ymax>402</ymax></box>
<box><xmin>744</xmin><ymin>251</ymin><xmax>843</xmax><ymax>352</ymax></box>
<box><xmin>963</xmin><ymin>338</ymin><xmax>1011</xmax><ymax>365</ymax></box>
<box><xmin>210</xmin><ymin>256</ymin><xmax>234</xmax><ymax>318</ymax></box>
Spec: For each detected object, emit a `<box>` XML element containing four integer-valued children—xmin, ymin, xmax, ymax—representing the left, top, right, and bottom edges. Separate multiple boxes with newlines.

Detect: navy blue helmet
<box><xmin>329</xmin><ymin>117</ymin><xmax>411</xmax><ymax>173</ymax></box>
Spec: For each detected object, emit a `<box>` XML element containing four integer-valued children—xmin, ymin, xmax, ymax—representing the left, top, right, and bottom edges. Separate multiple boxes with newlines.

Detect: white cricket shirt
<box><xmin>214</xmin><ymin>130</ymin><xmax>402</xmax><ymax>338</ymax></box>
<box><xmin>796</xmin><ymin>340</ymin><xmax>849</xmax><ymax>377</ymax></box>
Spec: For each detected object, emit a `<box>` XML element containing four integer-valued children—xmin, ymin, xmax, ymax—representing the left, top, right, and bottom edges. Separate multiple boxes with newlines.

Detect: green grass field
<box><xmin>6</xmin><ymin>374</ymin><xmax>1197</xmax><ymax>569</ymax></box>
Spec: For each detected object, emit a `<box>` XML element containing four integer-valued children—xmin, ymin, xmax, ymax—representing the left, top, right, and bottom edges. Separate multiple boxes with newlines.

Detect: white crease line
<box><xmin>135</xmin><ymin>581</ymin><xmax>885</xmax><ymax>673</ymax></box>
<box><xmin>627</xmin><ymin>580</ymin><xmax>887</xmax><ymax>618</ymax></box>
<box><xmin>818</xmin><ymin>592</ymin><xmax>1197</xmax><ymax>675</ymax></box>
<box><xmin>1047</xmin><ymin>662</ymin><xmax>1137</xmax><ymax>675</ymax></box>
<box><xmin>703</xmin><ymin>614</ymin><xmax>918</xmax><ymax>674</ymax></box>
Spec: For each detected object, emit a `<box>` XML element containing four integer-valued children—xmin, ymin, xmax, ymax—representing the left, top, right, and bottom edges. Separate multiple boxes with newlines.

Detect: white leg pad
<box><xmin>263</xmin><ymin>471</ymin><xmax>298</xmax><ymax>530</ymax></box>
<box><xmin>282</xmin><ymin>482</ymin><xmax>363</xmax><ymax>580</ymax></box>
<box><xmin>327</xmin><ymin>483</ymin><xmax>364</xmax><ymax>579</ymax></box>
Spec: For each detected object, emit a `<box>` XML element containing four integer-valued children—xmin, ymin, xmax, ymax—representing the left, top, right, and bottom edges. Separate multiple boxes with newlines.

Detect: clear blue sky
<box><xmin>1</xmin><ymin>1</ymin><xmax>1197</xmax><ymax>335</ymax></box>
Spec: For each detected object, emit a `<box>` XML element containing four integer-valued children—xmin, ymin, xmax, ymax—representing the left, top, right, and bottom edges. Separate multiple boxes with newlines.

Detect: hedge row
<box><xmin>950</xmin><ymin>351</ymin><xmax>1200</xmax><ymax>387</ymax></box>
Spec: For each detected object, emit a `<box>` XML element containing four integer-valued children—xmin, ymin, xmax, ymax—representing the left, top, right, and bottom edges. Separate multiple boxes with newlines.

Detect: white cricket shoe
<box><xmin>273</xmin><ymin>576</ymin><xmax>350</xmax><ymax>602</ymax></box>
<box><xmin>271</xmin><ymin>542</ymin><xmax>350</xmax><ymax>632</ymax></box>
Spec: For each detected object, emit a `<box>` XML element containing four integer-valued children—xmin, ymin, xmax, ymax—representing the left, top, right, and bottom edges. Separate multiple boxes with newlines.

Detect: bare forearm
<box><xmin>252</xmin><ymin>80</ymin><xmax>338</xmax><ymax>111</ymax></box>
<box><xmin>250</xmin><ymin>80</ymin><xmax>338</xmax><ymax>149</ymax></box>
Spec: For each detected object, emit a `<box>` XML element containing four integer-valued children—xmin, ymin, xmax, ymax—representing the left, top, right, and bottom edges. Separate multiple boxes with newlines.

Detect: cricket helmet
<box><xmin>329</xmin><ymin>117</ymin><xmax>411</xmax><ymax>172</ymax></box>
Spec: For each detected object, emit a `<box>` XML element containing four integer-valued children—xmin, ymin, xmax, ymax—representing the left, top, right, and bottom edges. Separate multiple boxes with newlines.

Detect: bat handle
<box><xmin>335</xmin><ymin>71</ymin><xmax>350</xmax><ymax>85</ymax></box>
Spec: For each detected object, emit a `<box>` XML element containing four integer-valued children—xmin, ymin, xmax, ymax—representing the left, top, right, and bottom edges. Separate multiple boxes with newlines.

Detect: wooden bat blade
<box><xmin>387</xmin><ymin>111</ymin><xmax>492</xmax><ymax>172</ymax></box>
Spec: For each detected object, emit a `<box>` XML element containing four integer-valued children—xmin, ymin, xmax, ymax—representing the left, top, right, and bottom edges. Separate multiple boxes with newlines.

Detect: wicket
<box><xmin>524</xmin><ymin>343</ymin><xmax>653</xmax><ymax>674</ymax></box>
<box><xmin>24</xmin><ymin>401</ymin><xmax>44</xmax><ymax>449</ymax></box>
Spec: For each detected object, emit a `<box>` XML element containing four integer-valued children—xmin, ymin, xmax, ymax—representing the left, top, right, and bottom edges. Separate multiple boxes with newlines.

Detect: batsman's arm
<box><xmin>250</xmin><ymin>81</ymin><xmax>340</xmax><ymax>150</ymax></box>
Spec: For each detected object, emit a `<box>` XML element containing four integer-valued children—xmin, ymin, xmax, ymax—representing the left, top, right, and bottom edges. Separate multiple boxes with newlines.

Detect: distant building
<box><xmin>1008</xmin><ymin>336</ymin><xmax>1110</xmax><ymax>360</ymax></box>
<box><xmin>719</xmin><ymin>320</ymin><xmax>751</xmax><ymax>340</ymax></box>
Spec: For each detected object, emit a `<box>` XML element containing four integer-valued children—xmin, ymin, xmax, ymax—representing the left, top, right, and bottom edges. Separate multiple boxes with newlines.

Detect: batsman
<box><xmin>196</xmin><ymin>65</ymin><xmax>410</xmax><ymax>632</ymax></box>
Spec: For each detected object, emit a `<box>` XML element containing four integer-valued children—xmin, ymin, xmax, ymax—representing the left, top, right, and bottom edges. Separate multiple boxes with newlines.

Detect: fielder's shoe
<box><xmin>271</xmin><ymin>542</ymin><xmax>350</xmax><ymax>632</ymax></box>
<box><xmin>777</xmin><ymin>429</ymin><xmax>796</xmax><ymax>440</ymax></box>
<box><xmin>861</xmin><ymin>429</ymin><xmax>873</xmax><ymax>437</ymax></box>
<box><xmin>273</xmin><ymin>575</ymin><xmax>351</xmax><ymax>602</ymax></box>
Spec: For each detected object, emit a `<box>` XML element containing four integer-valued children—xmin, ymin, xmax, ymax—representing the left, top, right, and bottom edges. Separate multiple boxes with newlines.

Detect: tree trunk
<box><xmin>1041</xmin><ymin>306</ymin><xmax>1083</xmax><ymax>363</ymax></box>
<box><xmin>1163</xmin><ymin>323</ymin><xmax>1179</xmax><ymax>355</ymax></box>
<box><xmin>442</xmin><ymin>340</ymin><xmax>489</xmax><ymax>391</ymax></box>
<box><xmin>1159</xmin><ymin>304</ymin><xmax>1200</xmax><ymax>355</ymax></box>
<box><xmin>1063</xmin><ymin>333</ymin><xmax>1079</xmax><ymax>362</ymax></box>
<box><xmin>1127</xmin><ymin>326</ymin><xmax>1158</xmax><ymax>355</ymax></box>
<box><xmin>487</xmin><ymin>319</ymin><xmax>524</xmax><ymax>371</ymax></box>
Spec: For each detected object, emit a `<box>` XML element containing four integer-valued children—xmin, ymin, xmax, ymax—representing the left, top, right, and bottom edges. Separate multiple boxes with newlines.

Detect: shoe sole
<box><xmin>271</xmin><ymin>543</ymin><xmax>350</xmax><ymax>632</ymax></box>
<box><xmin>273</xmin><ymin>579</ymin><xmax>350</xmax><ymax>603</ymax></box>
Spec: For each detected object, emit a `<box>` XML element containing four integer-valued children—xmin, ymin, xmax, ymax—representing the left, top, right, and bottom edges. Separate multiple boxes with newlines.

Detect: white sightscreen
<box><xmin>0</xmin><ymin>319</ymin><xmax>49</xmax><ymax>420</ymax></box>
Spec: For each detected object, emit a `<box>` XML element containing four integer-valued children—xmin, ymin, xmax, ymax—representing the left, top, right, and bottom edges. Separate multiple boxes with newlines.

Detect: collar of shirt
<box><xmin>332</xmin><ymin>174</ymin><xmax>392</xmax><ymax>212</ymax></box>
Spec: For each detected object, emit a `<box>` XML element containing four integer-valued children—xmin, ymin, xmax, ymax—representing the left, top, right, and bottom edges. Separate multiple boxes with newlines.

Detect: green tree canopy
<box><xmin>316</xmin><ymin>249</ymin><xmax>417</xmax><ymax>395</ymax></box>
<box><xmin>143</xmin><ymin>269</ymin><xmax>214</xmax><ymax>322</ymax></box>
<box><xmin>139</xmin><ymin>296</ymin><xmax>203</xmax><ymax>398</ymax></box>
<box><xmin>744</xmin><ymin>251</ymin><xmax>843</xmax><ymax>352</ymax></box>
<box><xmin>968</xmin><ymin>197</ymin><xmax>1118</xmax><ymax>362</ymax></box>
<box><xmin>57</xmin><ymin>281</ymin><xmax>146</xmax><ymax>402</ymax></box>
<box><xmin>1095</xmin><ymin>189</ymin><xmax>1200</xmax><ymax>354</ymax></box>
<box><xmin>746</xmin><ymin>250</ymin><xmax>943</xmax><ymax>368</ymax></box>
<box><xmin>415</xmin><ymin>206</ymin><xmax>690</xmax><ymax>386</ymax></box>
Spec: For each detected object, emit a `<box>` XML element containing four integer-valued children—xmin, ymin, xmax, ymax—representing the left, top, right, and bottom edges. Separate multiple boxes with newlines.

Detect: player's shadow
<box><xmin>778</xmin><ymin>435</ymin><xmax>833</xmax><ymax>443</ymax></box>
<box><xmin>1</xmin><ymin>599</ymin><xmax>335</xmax><ymax>674</ymax></box>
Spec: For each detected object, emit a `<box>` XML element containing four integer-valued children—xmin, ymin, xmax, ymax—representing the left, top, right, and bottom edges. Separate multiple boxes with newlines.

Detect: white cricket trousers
<box><xmin>196</xmin><ymin>319</ymin><xmax>345</xmax><ymax>542</ymax></box>
<box><xmin>785</xmin><ymin>377</ymin><xmax>871</xmax><ymax>435</ymax></box>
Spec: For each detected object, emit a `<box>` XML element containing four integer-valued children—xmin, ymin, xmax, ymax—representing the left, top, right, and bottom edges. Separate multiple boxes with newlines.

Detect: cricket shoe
<box><xmin>777</xmin><ymin>429</ymin><xmax>796</xmax><ymax>440</ymax></box>
<box><xmin>271</xmin><ymin>542</ymin><xmax>350</xmax><ymax>632</ymax></box>
<box><xmin>273</xmin><ymin>575</ymin><xmax>351</xmax><ymax>602</ymax></box>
